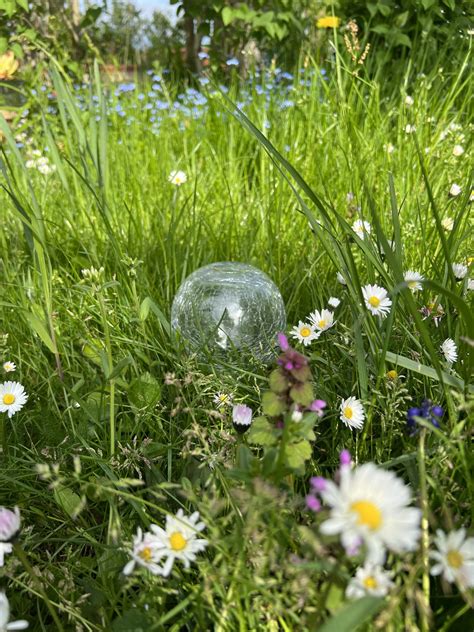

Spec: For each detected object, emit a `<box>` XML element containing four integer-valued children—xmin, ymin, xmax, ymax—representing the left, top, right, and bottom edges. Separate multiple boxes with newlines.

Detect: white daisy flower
<box><xmin>309</xmin><ymin>309</ymin><xmax>335</xmax><ymax>333</ymax></box>
<box><xmin>362</xmin><ymin>284</ymin><xmax>392</xmax><ymax>318</ymax></box>
<box><xmin>337</xmin><ymin>272</ymin><xmax>347</xmax><ymax>286</ymax></box>
<box><xmin>0</xmin><ymin>382</ymin><xmax>28</xmax><ymax>418</ymax></box>
<box><xmin>213</xmin><ymin>392</ymin><xmax>233</xmax><ymax>408</ymax></box>
<box><xmin>452</xmin><ymin>145</ymin><xmax>464</xmax><ymax>157</ymax></box>
<box><xmin>404</xmin><ymin>270</ymin><xmax>424</xmax><ymax>292</ymax></box>
<box><xmin>452</xmin><ymin>263</ymin><xmax>468</xmax><ymax>280</ymax></box>
<box><xmin>328</xmin><ymin>297</ymin><xmax>340</xmax><ymax>308</ymax></box>
<box><xmin>440</xmin><ymin>338</ymin><xmax>457</xmax><ymax>364</ymax></box>
<box><xmin>384</xmin><ymin>143</ymin><xmax>395</xmax><ymax>154</ymax></box>
<box><xmin>468</xmin><ymin>279</ymin><xmax>474</xmax><ymax>291</ymax></box>
<box><xmin>168</xmin><ymin>170</ymin><xmax>187</xmax><ymax>186</ymax></box>
<box><xmin>346</xmin><ymin>563</ymin><xmax>394</xmax><ymax>599</ymax></box>
<box><xmin>2</xmin><ymin>363</ymin><xmax>16</xmax><ymax>374</ymax></box>
<box><xmin>123</xmin><ymin>527</ymin><xmax>165</xmax><ymax>576</ymax></box>
<box><xmin>441</xmin><ymin>217</ymin><xmax>454</xmax><ymax>232</ymax></box>
<box><xmin>340</xmin><ymin>397</ymin><xmax>365</xmax><ymax>430</ymax></box>
<box><xmin>319</xmin><ymin>462</ymin><xmax>422</xmax><ymax>564</ymax></box>
<box><xmin>149</xmin><ymin>509</ymin><xmax>208</xmax><ymax>577</ymax></box>
<box><xmin>0</xmin><ymin>592</ymin><xmax>29</xmax><ymax>631</ymax></box>
<box><xmin>290</xmin><ymin>321</ymin><xmax>319</xmax><ymax>346</ymax></box>
<box><xmin>449</xmin><ymin>183</ymin><xmax>462</xmax><ymax>197</ymax></box>
<box><xmin>405</xmin><ymin>124</ymin><xmax>416</xmax><ymax>134</ymax></box>
<box><xmin>430</xmin><ymin>528</ymin><xmax>474</xmax><ymax>589</ymax></box>
<box><xmin>0</xmin><ymin>543</ymin><xmax>13</xmax><ymax>568</ymax></box>
<box><xmin>352</xmin><ymin>220</ymin><xmax>371</xmax><ymax>240</ymax></box>
<box><xmin>404</xmin><ymin>95</ymin><xmax>414</xmax><ymax>106</ymax></box>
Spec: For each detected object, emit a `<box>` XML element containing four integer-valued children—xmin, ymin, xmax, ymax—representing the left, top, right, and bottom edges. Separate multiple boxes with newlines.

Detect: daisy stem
<box><xmin>98</xmin><ymin>293</ymin><xmax>116</xmax><ymax>458</ymax></box>
<box><xmin>417</xmin><ymin>427</ymin><xmax>431</xmax><ymax>631</ymax></box>
<box><xmin>0</xmin><ymin>415</ymin><xmax>6</xmax><ymax>459</ymax></box>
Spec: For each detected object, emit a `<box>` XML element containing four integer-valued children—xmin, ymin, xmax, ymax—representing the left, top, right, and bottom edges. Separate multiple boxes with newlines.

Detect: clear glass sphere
<box><xmin>171</xmin><ymin>262</ymin><xmax>286</xmax><ymax>361</ymax></box>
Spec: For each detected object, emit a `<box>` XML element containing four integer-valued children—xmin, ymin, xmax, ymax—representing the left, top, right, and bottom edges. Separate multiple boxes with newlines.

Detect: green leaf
<box><xmin>247</xmin><ymin>416</ymin><xmax>276</xmax><ymax>446</ymax></box>
<box><xmin>262</xmin><ymin>391</ymin><xmax>287</xmax><ymax>416</ymax></box>
<box><xmin>371</xmin><ymin>25</ymin><xmax>390</xmax><ymax>34</ymax></box>
<box><xmin>385</xmin><ymin>351</ymin><xmax>469</xmax><ymax>392</ymax></box>
<box><xmin>392</xmin><ymin>32</ymin><xmax>412</xmax><ymax>47</ymax></box>
<box><xmin>221</xmin><ymin>6</ymin><xmax>234</xmax><ymax>25</ymax></box>
<box><xmin>112</xmin><ymin>610</ymin><xmax>151</xmax><ymax>632</ymax></box>
<box><xmin>15</xmin><ymin>0</ymin><xmax>28</xmax><ymax>9</ymax></box>
<box><xmin>289</xmin><ymin>381</ymin><xmax>314</xmax><ymax>406</ymax></box>
<box><xmin>377</xmin><ymin>3</ymin><xmax>393</xmax><ymax>16</ymax></box>
<box><xmin>421</xmin><ymin>0</ymin><xmax>436</xmax><ymax>8</ymax></box>
<box><xmin>318</xmin><ymin>597</ymin><xmax>385</xmax><ymax>632</ymax></box>
<box><xmin>106</xmin><ymin>355</ymin><xmax>133</xmax><ymax>380</ymax></box>
<box><xmin>128</xmin><ymin>373</ymin><xmax>162</xmax><ymax>409</ymax></box>
<box><xmin>139</xmin><ymin>297</ymin><xmax>170</xmax><ymax>333</ymax></box>
<box><xmin>24</xmin><ymin>312</ymin><xmax>55</xmax><ymax>353</ymax></box>
<box><xmin>284</xmin><ymin>439</ymin><xmax>312</xmax><ymax>469</ymax></box>
<box><xmin>54</xmin><ymin>486</ymin><xmax>83</xmax><ymax>519</ymax></box>
<box><xmin>9</xmin><ymin>42</ymin><xmax>23</xmax><ymax>59</ymax></box>
<box><xmin>0</xmin><ymin>37</ymin><xmax>8</xmax><ymax>55</ymax></box>
<box><xmin>269</xmin><ymin>368</ymin><xmax>288</xmax><ymax>394</ymax></box>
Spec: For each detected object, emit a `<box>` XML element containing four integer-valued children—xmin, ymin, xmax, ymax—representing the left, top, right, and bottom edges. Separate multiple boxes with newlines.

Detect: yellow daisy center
<box><xmin>408</xmin><ymin>281</ymin><xmax>418</xmax><ymax>289</ymax></box>
<box><xmin>368</xmin><ymin>296</ymin><xmax>380</xmax><ymax>308</ymax></box>
<box><xmin>363</xmin><ymin>576</ymin><xmax>378</xmax><ymax>590</ymax></box>
<box><xmin>344</xmin><ymin>406</ymin><xmax>353</xmax><ymax>419</ymax></box>
<box><xmin>300</xmin><ymin>327</ymin><xmax>311</xmax><ymax>337</ymax></box>
<box><xmin>350</xmin><ymin>500</ymin><xmax>382</xmax><ymax>530</ymax></box>
<box><xmin>446</xmin><ymin>549</ymin><xmax>463</xmax><ymax>569</ymax></box>
<box><xmin>138</xmin><ymin>546</ymin><xmax>153</xmax><ymax>562</ymax></box>
<box><xmin>318</xmin><ymin>320</ymin><xmax>327</xmax><ymax>329</ymax></box>
<box><xmin>386</xmin><ymin>370</ymin><xmax>398</xmax><ymax>380</ymax></box>
<box><xmin>3</xmin><ymin>393</ymin><xmax>15</xmax><ymax>405</ymax></box>
<box><xmin>169</xmin><ymin>531</ymin><xmax>187</xmax><ymax>551</ymax></box>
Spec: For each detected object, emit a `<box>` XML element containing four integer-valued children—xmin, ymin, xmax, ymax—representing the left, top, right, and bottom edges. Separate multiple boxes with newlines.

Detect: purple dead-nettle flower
<box><xmin>306</xmin><ymin>495</ymin><xmax>321</xmax><ymax>512</ymax></box>
<box><xmin>339</xmin><ymin>449</ymin><xmax>352</xmax><ymax>466</ymax></box>
<box><xmin>309</xmin><ymin>399</ymin><xmax>326</xmax><ymax>416</ymax></box>
<box><xmin>310</xmin><ymin>476</ymin><xmax>327</xmax><ymax>493</ymax></box>
<box><xmin>232</xmin><ymin>404</ymin><xmax>253</xmax><ymax>433</ymax></box>
<box><xmin>277</xmin><ymin>332</ymin><xmax>289</xmax><ymax>351</ymax></box>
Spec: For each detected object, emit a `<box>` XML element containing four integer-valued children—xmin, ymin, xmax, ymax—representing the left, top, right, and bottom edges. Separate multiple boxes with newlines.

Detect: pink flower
<box><xmin>306</xmin><ymin>495</ymin><xmax>321</xmax><ymax>512</ymax></box>
<box><xmin>310</xmin><ymin>476</ymin><xmax>327</xmax><ymax>492</ymax></box>
<box><xmin>232</xmin><ymin>404</ymin><xmax>253</xmax><ymax>433</ymax></box>
<box><xmin>339</xmin><ymin>449</ymin><xmax>352</xmax><ymax>466</ymax></box>
<box><xmin>277</xmin><ymin>332</ymin><xmax>289</xmax><ymax>351</ymax></box>
<box><xmin>309</xmin><ymin>399</ymin><xmax>326</xmax><ymax>416</ymax></box>
<box><xmin>0</xmin><ymin>507</ymin><xmax>20</xmax><ymax>542</ymax></box>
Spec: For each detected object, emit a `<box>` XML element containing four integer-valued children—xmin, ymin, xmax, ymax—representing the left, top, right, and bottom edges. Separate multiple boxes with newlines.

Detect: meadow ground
<box><xmin>0</xmin><ymin>46</ymin><xmax>473</xmax><ymax>630</ymax></box>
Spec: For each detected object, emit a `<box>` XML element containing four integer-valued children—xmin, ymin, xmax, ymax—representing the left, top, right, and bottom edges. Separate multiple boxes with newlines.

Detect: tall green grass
<box><xmin>0</xmin><ymin>47</ymin><xmax>472</xmax><ymax>629</ymax></box>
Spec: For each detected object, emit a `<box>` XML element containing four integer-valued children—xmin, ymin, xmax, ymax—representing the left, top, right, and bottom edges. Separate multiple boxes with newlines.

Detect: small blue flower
<box><xmin>407</xmin><ymin>400</ymin><xmax>443</xmax><ymax>435</ymax></box>
<box><xmin>198</xmin><ymin>51</ymin><xmax>209</xmax><ymax>60</ymax></box>
<box><xmin>226</xmin><ymin>57</ymin><xmax>239</xmax><ymax>67</ymax></box>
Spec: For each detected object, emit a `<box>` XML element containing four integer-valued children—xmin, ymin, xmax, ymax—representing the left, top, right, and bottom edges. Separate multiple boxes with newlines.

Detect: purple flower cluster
<box><xmin>407</xmin><ymin>400</ymin><xmax>443</xmax><ymax>435</ymax></box>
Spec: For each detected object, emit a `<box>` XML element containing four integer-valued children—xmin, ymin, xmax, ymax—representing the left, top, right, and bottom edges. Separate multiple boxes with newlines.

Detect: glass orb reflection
<box><xmin>171</xmin><ymin>262</ymin><xmax>286</xmax><ymax>361</ymax></box>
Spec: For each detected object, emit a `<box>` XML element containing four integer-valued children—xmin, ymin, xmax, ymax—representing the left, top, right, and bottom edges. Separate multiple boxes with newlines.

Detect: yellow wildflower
<box><xmin>386</xmin><ymin>370</ymin><xmax>398</xmax><ymax>381</ymax></box>
<box><xmin>0</xmin><ymin>51</ymin><xmax>19</xmax><ymax>80</ymax></box>
<box><xmin>317</xmin><ymin>16</ymin><xmax>341</xmax><ymax>29</ymax></box>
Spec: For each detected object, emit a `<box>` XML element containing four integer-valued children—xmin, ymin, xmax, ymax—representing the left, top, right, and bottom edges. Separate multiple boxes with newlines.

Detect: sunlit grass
<box><xmin>0</xmin><ymin>50</ymin><xmax>472</xmax><ymax>629</ymax></box>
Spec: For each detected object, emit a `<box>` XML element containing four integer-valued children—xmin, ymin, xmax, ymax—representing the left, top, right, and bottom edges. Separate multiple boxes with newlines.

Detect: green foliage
<box><xmin>338</xmin><ymin>0</ymin><xmax>473</xmax><ymax>65</ymax></box>
<box><xmin>0</xmin><ymin>45</ymin><xmax>472</xmax><ymax>630</ymax></box>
